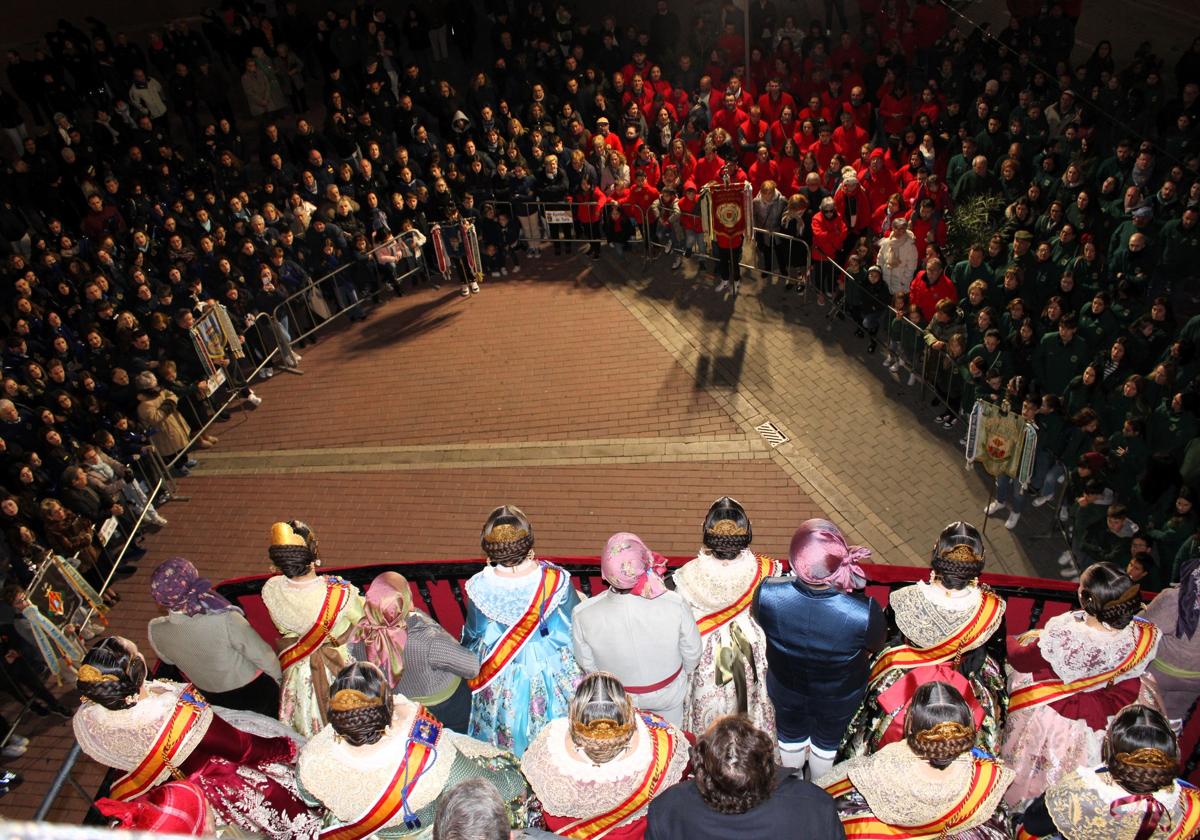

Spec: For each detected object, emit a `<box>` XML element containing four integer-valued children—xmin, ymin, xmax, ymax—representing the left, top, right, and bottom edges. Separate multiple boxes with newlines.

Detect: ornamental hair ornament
<box><xmin>706</xmin><ymin>519</ymin><xmax>748</xmax><ymax>537</ymax></box>
<box><xmin>329</xmin><ymin>689</ymin><xmax>384</xmax><ymax>713</ymax></box>
<box><xmin>914</xmin><ymin>721</ymin><xmax>974</xmax><ymax>744</ymax></box>
<box><xmin>938</xmin><ymin>544</ymin><xmax>983</xmax><ymax>565</ymax></box>
<box><xmin>483</xmin><ymin>524</ymin><xmax>529</xmax><ymax>544</ymax></box>
<box><xmin>78</xmin><ymin>664</ymin><xmax>118</xmax><ymax>683</ymax></box>
<box><xmin>1104</xmin><ymin>584</ymin><xmax>1142</xmax><ymax>608</ymax></box>
<box><xmin>1114</xmin><ymin>748</ymin><xmax>1176</xmax><ymax>770</ymax></box>
<box><xmin>571</xmin><ymin>717</ymin><xmax>635</xmax><ymax>741</ymax></box>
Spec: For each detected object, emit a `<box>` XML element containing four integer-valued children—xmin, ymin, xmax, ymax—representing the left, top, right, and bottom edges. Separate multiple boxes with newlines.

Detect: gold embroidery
<box><xmin>78</xmin><ymin>664</ymin><xmax>118</xmax><ymax>683</ymax></box>
<box><xmin>329</xmin><ymin>689</ymin><xmax>383</xmax><ymax>712</ymax></box>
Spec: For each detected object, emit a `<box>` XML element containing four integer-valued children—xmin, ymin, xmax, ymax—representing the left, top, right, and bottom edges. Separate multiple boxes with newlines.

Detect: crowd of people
<box><xmin>59</xmin><ymin>503</ymin><xmax>1200</xmax><ymax>839</ymax></box>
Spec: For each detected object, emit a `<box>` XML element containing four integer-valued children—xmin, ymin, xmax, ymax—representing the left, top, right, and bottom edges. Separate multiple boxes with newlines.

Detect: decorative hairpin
<box><xmin>77</xmin><ymin>664</ymin><xmax>118</xmax><ymax>683</ymax></box>
<box><xmin>571</xmin><ymin>717</ymin><xmax>635</xmax><ymax>741</ymax></box>
<box><xmin>484</xmin><ymin>524</ymin><xmax>528</xmax><ymax>543</ymax></box>
<box><xmin>1104</xmin><ymin>584</ymin><xmax>1141</xmax><ymax>608</ymax></box>
<box><xmin>914</xmin><ymin>721</ymin><xmax>973</xmax><ymax>743</ymax></box>
<box><xmin>1114</xmin><ymin>748</ymin><xmax>1175</xmax><ymax>769</ymax></box>
<box><xmin>938</xmin><ymin>544</ymin><xmax>982</xmax><ymax>564</ymax></box>
<box><xmin>706</xmin><ymin>519</ymin><xmax>748</xmax><ymax>537</ymax></box>
<box><xmin>329</xmin><ymin>689</ymin><xmax>384</xmax><ymax>712</ymax></box>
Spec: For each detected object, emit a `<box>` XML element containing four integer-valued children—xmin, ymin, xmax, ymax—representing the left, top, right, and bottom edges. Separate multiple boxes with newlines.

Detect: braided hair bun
<box><xmin>1104</xmin><ymin>705</ymin><xmax>1179</xmax><ymax>794</ymax></box>
<box><xmin>327</xmin><ymin>662</ymin><xmax>393</xmax><ymax>747</ymax></box>
<box><xmin>930</xmin><ymin>522</ymin><xmax>985</xmax><ymax>590</ymax></box>
<box><xmin>268</xmin><ymin>520</ymin><xmax>319</xmax><ymax>578</ymax></box>
<box><xmin>1080</xmin><ymin>562</ymin><xmax>1142</xmax><ymax>630</ymax></box>
<box><xmin>480</xmin><ymin>505</ymin><xmax>535</xmax><ymax>567</ymax></box>
<box><xmin>702</xmin><ymin>497</ymin><xmax>752</xmax><ymax>560</ymax></box>
<box><xmin>78</xmin><ymin>636</ymin><xmax>148</xmax><ymax>711</ymax></box>
<box><xmin>905</xmin><ymin>681</ymin><xmax>976</xmax><ymax>769</ymax></box>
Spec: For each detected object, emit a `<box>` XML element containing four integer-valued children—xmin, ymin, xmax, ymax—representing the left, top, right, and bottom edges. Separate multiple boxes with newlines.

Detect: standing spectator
<box><xmin>811</xmin><ymin>197</ymin><xmax>847</xmax><ymax>306</ymax></box>
<box><xmin>876</xmin><ymin>217</ymin><xmax>919</xmax><ymax>294</ymax></box>
<box><xmin>752</xmin><ymin>180</ymin><xmax>786</xmax><ymax>278</ymax></box>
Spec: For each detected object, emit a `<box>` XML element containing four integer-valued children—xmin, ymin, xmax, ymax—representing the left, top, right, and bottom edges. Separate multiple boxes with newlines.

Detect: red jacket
<box><xmin>748</xmin><ymin>158</ymin><xmax>779</xmax><ymax>194</ymax></box>
<box><xmin>909</xmin><ymin>271</ymin><xmax>958</xmax><ymax>321</ymax></box>
<box><xmin>678</xmin><ymin>191</ymin><xmax>704</xmax><ymax>231</ymax></box>
<box><xmin>572</xmin><ymin>187</ymin><xmax>608</xmax><ymax>223</ymax></box>
<box><xmin>811</xmin><ymin>211</ymin><xmax>848</xmax><ymax>262</ymax></box>
<box><xmin>693</xmin><ymin>154</ymin><xmax>726</xmax><ymax>187</ymax></box>
<box><xmin>710</xmin><ymin>106</ymin><xmax>747</xmax><ymax>138</ymax></box>
<box><xmin>757</xmin><ymin>91</ymin><xmax>797</xmax><ymax>125</ymax></box>
<box><xmin>833</xmin><ymin>123</ymin><xmax>870</xmax><ymax>163</ymax></box>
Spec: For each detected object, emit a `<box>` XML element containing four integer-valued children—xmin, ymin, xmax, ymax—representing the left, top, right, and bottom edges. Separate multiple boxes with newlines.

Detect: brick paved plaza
<box><xmin>4</xmin><ymin>248</ymin><xmax>1063</xmax><ymax>822</ymax></box>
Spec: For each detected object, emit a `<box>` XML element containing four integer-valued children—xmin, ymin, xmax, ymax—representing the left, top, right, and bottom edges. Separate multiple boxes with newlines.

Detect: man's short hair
<box><xmin>432</xmin><ymin>778</ymin><xmax>509</xmax><ymax>840</ymax></box>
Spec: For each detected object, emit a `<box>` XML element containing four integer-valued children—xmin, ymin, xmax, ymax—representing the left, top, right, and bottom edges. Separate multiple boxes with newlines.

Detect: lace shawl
<box><xmin>465</xmin><ymin>563</ymin><xmax>572</xmax><ymax>625</ymax></box>
<box><xmin>891</xmin><ymin>581</ymin><xmax>990</xmax><ymax>649</ymax></box>
<box><xmin>1037</xmin><ymin>612</ymin><xmax>1157</xmax><ymax>684</ymax></box>
<box><xmin>674</xmin><ymin>549</ymin><xmax>775</xmax><ymax>614</ymax></box>
<box><xmin>521</xmin><ymin>717</ymin><xmax>689</xmax><ymax>822</ymax></box>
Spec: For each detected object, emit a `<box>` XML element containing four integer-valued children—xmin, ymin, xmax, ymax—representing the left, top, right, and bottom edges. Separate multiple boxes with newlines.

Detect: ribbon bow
<box><xmin>1110</xmin><ymin>793</ymin><xmax>1170</xmax><ymax>840</ymax></box>
<box><xmin>715</xmin><ymin>623</ymin><xmax>755</xmax><ymax>714</ymax></box>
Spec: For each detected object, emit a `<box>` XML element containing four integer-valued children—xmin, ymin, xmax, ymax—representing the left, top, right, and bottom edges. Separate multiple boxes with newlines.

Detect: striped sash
<box><xmin>319</xmin><ymin>707</ymin><xmax>442</xmax><ymax>840</ymax></box>
<box><xmin>109</xmin><ymin>686</ymin><xmax>208</xmax><ymax>802</ymax></box>
<box><xmin>826</xmin><ymin>758</ymin><xmax>1005</xmax><ymax>839</ymax></box>
<box><xmin>695</xmin><ymin>554</ymin><xmax>775</xmax><ymax>636</ymax></box>
<box><xmin>279</xmin><ymin>578</ymin><xmax>352</xmax><ymax>672</ymax></box>
<box><xmin>868</xmin><ymin>590</ymin><xmax>1004</xmax><ymax>685</ymax></box>
<box><xmin>558</xmin><ymin>714</ymin><xmax>678</xmax><ymax>839</ymax></box>
<box><xmin>1008</xmin><ymin>619</ymin><xmax>1159</xmax><ymax>714</ymax></box>
<box><xmin>469</xmin><ymin>565</ymin><xmax>566</xmax><ymax>694</ymax></box>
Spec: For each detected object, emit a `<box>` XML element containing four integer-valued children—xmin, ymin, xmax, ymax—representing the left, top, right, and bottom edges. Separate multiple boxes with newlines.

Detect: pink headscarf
<box><xmin>788</xmin><ymin>519</ymin><xmax>870</xmax><ymax>593</ymax></box>
<box><xmin>602</xmin><ymin>532</ymin><xmax>668</xmax><ymax>599</ymax></box>
<box><xmin>350</xmin><ymin>572</ymin><xmax>412</xmax><ymax>689</ymax></box>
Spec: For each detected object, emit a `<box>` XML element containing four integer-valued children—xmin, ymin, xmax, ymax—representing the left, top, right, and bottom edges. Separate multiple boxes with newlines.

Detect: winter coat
<box><xmin>136</xmin><ymin>389</ymin><xmax>192</xmax><ymax>458</ymax></box>
<box><xmin>877</xmin><ymin>230</ymin><xmax>919</xmax><ymax>294</ymax></box>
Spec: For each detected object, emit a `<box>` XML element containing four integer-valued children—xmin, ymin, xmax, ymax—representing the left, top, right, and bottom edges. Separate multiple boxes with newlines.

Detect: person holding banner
<box><xmin>461</xmin><ymin>504</ymin><xmax>583</xmax><ymax>757</ymax></box>
<box><xmin>73</xmin><ymin>636</ymin><xmax>320</xmax><ymax>838</ymax></box>
<box><xmin>673</xmin><ymin>497</ymin><xmax>780</xmax><ymax>736</ymax></box>
<box><xmin>840</xmin><ymin>522</ymin><xmax>1008</xmax><ymax>762</ymax></box>
<box><xmin>521</xmin><ymin>672</ymin><xmax>690</xmax><ymax>840</ymax></box>
<box><xmin>1001</xmin><ymin>561</ymin><xmax>1162</xmax><ymax>808</ymax></box>
<box><xmin>262</xmin><ymin>519</ymin><xmax>365</xmax><ymax>738</ymax></box>
<box><xmin>1016</xmin><ymin>704</ymin><xmax>1200</xmax><ymax>840</ymax></box>
<box><xmin>818</xmin><ymin>681</ymin><xmax>1015</xmax><ymax>839</ymax></box>
<box><xmin>298</xmin><ymin>661</ymin><xmax>534</xmax><ymax>840</ymax></box>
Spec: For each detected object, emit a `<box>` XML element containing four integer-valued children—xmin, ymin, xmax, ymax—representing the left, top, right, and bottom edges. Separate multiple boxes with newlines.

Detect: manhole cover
<box><xmin>754</xmin><ymin>421</ymin><xmax>789</xmax><ymax>447</ymax></box>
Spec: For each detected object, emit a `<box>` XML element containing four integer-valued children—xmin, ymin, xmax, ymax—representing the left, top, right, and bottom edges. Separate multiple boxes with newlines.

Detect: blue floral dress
<box><xmin>461</xmin><ymin>562</ymin><xmax>583</xmax><ymax>757</ymax></box>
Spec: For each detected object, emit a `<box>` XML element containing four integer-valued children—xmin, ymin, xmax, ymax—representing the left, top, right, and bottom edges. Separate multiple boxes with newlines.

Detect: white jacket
<box><xmin>877</xmin><ymin>230</ymin><xmax>919</xmax><ymax>294</ymax></box>
<box><xmin>128</xmin><ymin>78</ymin><xmax>168</xmax><ymax>119</ymax></box>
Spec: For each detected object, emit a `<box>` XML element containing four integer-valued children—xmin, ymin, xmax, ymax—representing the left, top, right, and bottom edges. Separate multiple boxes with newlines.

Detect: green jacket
<box><xmin>1034</xmin><ymin>333</ymin><xmax>1089</xmax><ymax>395</ymax></box>
<box><xmin>1159</xmin><ymin>217</ymin><xmax>1200</xmax><ymax>275</ymax></box>
<box><xmin>1147</xmin><ymin>402</ymin><xmax>1199</xmax><ymax>458</ymax></box>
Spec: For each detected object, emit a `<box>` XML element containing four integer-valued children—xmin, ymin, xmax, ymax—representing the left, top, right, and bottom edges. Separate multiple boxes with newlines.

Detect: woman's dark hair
<box><xmin>268</xmin><ymin>519</ymin><xmax>318</xmax><ymax>578</ymax></box>
<box><xmin>930</xmin><ymin>521</ymin><xmax>985</xmax><ymax>590</ymax></box>
<box><xmin>78</xmin><ymin>636</ymin><xmax>147</xmax><ymax>711</ymax></box>
<box><xmin>327</xmin><ymin>661</ymin><xmax>394</xmax><ymax>747</ymax></box>
<box><xmin>905</xmin><ymin>681</ymin><xmax>976</xmax><ymax>769</ymax></box>
<box><xmin>693</xmin><ymin>716</ymin><xmax>777</xmax><ymax>815</ymax></box>
<box><xmin>1103</xmin><ymin>705</ymin><xmax>1179</xmax><ymax>794</ymax></box>
<box><xmin>1079</xmin><ymin>561</ymin><xmax>1141</xmax><ymax>629</ymax></box>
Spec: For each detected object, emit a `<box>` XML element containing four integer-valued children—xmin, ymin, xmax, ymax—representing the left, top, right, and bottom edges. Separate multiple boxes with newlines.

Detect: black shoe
<box><xmin>867</xmin><ymin>339</ymin><xmax>878</xmax><ymax>353</ymax></box>
<box><xmin>114</xmin><ymin>565</ymin><xmax>138</xmax><ymax>578</ymax></box>
<box><xmin>854</xmin><ymin>327</ymin><xmax>865</xmax><ymax>338</ymax></box>
<box><xmin>931</xmin><ymin>397</ymin><xmax>941</xmax><ymax>407</ymax></box>
<box><xmin>785</xmin><ymin>282</ymin><xmax>795</xmax><ymax>291</ymax></box>
<box><xmin>0</xmin><ymin>771</ymin><xmax>24</xmax><ymax>799</ymax></box>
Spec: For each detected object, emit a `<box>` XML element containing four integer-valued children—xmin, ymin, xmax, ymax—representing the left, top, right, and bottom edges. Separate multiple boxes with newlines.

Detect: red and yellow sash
<box><xmin>109</xmin><ymin>686</ymin><xmax>208</xmax><ymax>802</ymax></box>
<box><xmin>558</xmin><ymin>714</ymin><xmax>678</xmax><ymax>839</ymax></box>
<box><xmin>868</xmin><ymin>590</ymin><xmax>1004</xmax><ymax>685</ymax></box>
<box><xmin>695</xmin><ymin>554</ymin><xmax>775</xmax><ymax>636</ymax></box>
<box><xmin>319</xmin><ymin>707</ymin><xmax>442</xmax><ymax>840</ymax></box>
<box><xmin>469</xmin><ymin>565</ymin><xmax>566</xmax><ymax>694</ymax></box>
<box><xmin>1008</xmin><ymin>619</ymin><xmax>1160</xmax><ymax>714</ymax></box>
<box><xmin>826</xmin><ymin>758</ymin><xmax>1005</xmax><ymax>839</ymax></box>
<box><xmin>1171</xmin><ymin>787</ymin><xmax>1200</xmax><ymax>840</ymax></box>
<box><xmin>279</xmin><ymin>579</ymin><xmax>352</xmax><ymax>672</ymax></box>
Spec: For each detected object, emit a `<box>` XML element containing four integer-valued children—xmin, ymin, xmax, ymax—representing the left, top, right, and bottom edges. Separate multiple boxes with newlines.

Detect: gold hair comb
<box><xmin>1114</xmin><ymin>748</ymin><xmax>1176</xmax><ymax>769</ymax></box>
<box><xmin>915</xmin><ymin>721</ymin><xmax>974</xmax><ymax>743</ymax></box>
<box><xmin>271</xmin><ymin>522</ymin><xmax>307</xmax><ymax>547</ymax></box>
<box><xmin>706</xmin><ymin>519</ymin><xmax>748</xmax><ymax>537</ymax></box>
<box><xmin>78</xmin><ymin>664</ymin><xmax>118</xmax><ymax>683</ymax></box>
<box><xmin>571</xmin><ymin>717</ymin><xmax>635</xmax><ymax>741</ymax></box>
<box><xmin>329</xmin><ymin>689</ymin><xmax>384</xmax><ymax>713</ymax></box>
<box><xmin>484</xmin><ymin>524</ymin><xmax>528</xmax><ymax>543</ymax></box>
<box><xmin>938</xmin><ymin>544</ymin><xmax>982</xmax><ymax>565</ymax></box>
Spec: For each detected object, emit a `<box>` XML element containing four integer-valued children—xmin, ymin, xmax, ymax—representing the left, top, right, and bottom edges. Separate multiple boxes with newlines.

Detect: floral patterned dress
<box><xmin>461</xmin><ymin>561</ymin><xmax>583</xmax><ymax>757</ymax></box>
<box><xmin>1000</xmin><ymin>612</ymin><xmax>1160</xmax><ymax>807</ymax></box>
<box><xmin>672</xmin><ymin>549</ymin><xmax>780</xmax><ymax>736</ymax></box>
<box><xmin>261</xmin><ymin>574</ymin><xmax>365</xmax><ymax>738</ymax></box>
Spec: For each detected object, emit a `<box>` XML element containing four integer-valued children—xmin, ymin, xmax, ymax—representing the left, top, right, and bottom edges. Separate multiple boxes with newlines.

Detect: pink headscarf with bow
<box><xmin>350</xmin><ymin>572</ymin><xmax>412</xmax><ymax>689</ymax></box>
<box><xmin>602</xmin><ymin>532</ymin><xmax>669</xmax><ymax>599</ymax></box>
<box><xmin>789</xmin><ymin>519</ymin><xmax>870</xmax><ymax>593</ymax></box>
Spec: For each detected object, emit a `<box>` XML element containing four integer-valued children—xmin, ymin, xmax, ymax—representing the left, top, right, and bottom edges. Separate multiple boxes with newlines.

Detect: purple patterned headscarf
<box><xmin>788</xmin><ymin>519</ymin><xmax>870</xmax><ymax>593</ymax></box>
<box><xmin>1176</xmin><ymin>555</ymin><xmax>1200</xmax><ymax>640</ymax></box>
<box><xmin>602</xmin><ymin>532</ymin><xmax>668</xmax><ymax>599</ymax></box>
<box><xmin>150</xmin><ymin>557</ymin><xmax>241</xmax><ymax>616</ymax></box>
